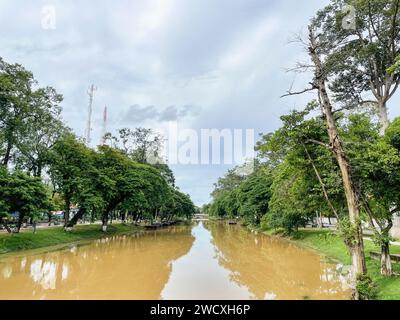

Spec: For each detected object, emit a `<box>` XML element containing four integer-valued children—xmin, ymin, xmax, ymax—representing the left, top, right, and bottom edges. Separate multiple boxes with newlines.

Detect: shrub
<box><xmin>356</xmin><ymin>274</ymin><xmax>377</xmax><ymax>300</ymax></box>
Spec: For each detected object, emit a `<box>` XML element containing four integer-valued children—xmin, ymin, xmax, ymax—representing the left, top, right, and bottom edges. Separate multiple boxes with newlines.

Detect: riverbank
<box><xmin>263</xmin><ymin>228</ymin><xmax>400</xmax><ymax>300</ymax></box>
<box><xmin>0</xmin><ymin>223</ymin><xmax>142</xmax><ymax>255</ymax></box>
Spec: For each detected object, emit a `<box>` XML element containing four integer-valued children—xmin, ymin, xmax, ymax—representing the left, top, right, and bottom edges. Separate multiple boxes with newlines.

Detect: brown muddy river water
<box><xmin>0</xmin><ymin>222</ymin><xmax>351</xmax><ymax>300</ymax></box>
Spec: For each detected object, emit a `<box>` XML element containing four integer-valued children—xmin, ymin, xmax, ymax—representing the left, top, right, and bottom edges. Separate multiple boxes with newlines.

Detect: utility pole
<box><xmin>85</xmin><ymin>84</ymin><xmax>97</xmax><ymax>146</ymax></box>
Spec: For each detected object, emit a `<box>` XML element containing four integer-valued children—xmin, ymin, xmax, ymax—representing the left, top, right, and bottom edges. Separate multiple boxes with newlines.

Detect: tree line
<box><xmin>204</xmin><ymin>0</ymin><xmax>400</xmax><ymax>300</ymax></box>
<box><xmin>0</xmin><ymin>58</ymin><xmax>196</xmax><ymax>233</ymax></box>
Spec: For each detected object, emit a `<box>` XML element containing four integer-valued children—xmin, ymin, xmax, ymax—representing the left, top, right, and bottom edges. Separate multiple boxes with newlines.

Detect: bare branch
<box><xmin>287</xmin><ymin>31</ymin><xmax>309</xmax><ymax>48</ymax></box>
<box><xmin>281</xmin><ymin>83</ymin><xmax>316</xmax><ymax>98</ymax></box>
<box><xmin>285</xmin><ymin>62</ymin><xmax>315</xmax><ymax>73</ymax></box>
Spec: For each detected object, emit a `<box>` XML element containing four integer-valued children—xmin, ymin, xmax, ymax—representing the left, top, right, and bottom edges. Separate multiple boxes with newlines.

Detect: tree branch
<box><xmin>281</xmin><ymin>85</ymin><xmax>316</xmax><ymax>98</ymax></box>
<box><xmin>306</xmin><ymin>139</ymin><xmax>330</xmax><ymax>149</ymax></box>
<box><xmin>303</xmin><ymin>143</ymin><xmax>339</xmax><ymax>221</ymax></box>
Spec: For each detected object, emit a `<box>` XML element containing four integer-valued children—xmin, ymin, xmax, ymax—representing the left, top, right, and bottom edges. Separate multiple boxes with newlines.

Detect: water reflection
<box><xmin>204</xmin><ymin>222</ymin><xmax>350</xmax><ymax>300</ymax></box>
<box><xmin>162</xmin><ymin>222</ymin><xmax>250</xmax><ymax>299</ymax></box>
<box><xmin>0</xmin><ymin>222</ymin><xmax>350</xmax><ymax>300</ymax></box>
<box><xmin>0</xmin><ymin>226</ymin><xmax>194</xmax><ymax>299</ymax></box>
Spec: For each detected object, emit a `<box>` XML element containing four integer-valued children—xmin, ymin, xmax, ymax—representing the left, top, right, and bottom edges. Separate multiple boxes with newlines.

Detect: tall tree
<box><xmin>313</xmin><ymin>0</ymin><xmax>400</xmax><ymax>133</ymax></box>
<box><xmin>15</xmin><ymin>100</ymin><xmax>68</xmax><ymax>177</ymax></box>
<box><xmin>111</xmin><ymin>127</ymin><xmax>163</xmax><ymax>163</ymax></box>
<box><xmin>0</xmin><ymin>58</ymin><xmax>63</xmax><ymax>168</ymax></box>
<box><xmin>237</xmin><ymin>166</ymin><xmax>273</xmax><ymax>225</ymax></box>
<box><xmin>0</xmin><ymin>169</ymin><xmax>51</xmax><ymax>232</ymax></box>
<box><xmin>311</xmin><ymin>25</ymin><xmax>367</xmax><ymax>294</ymax></box>
<box><xmin>283</xmin><ymin>26</ymin><xmax>368</xmax><ymax>298</ymax></box>
<box><xmin>49</xmin><ymin>134</ymin><xmax>94</xmax><ymax>228</ymax></box>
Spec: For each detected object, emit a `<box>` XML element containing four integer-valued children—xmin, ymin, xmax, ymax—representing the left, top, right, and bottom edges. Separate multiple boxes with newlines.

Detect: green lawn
<box><xmin>292</xmin><ymin>229</ymin><xmax>400</xmax><ymax>300</ymax></box>
<box><xmin>0</xmin><ymin>223</ymin><xmax>142</xmax><ymax>255</ymax></box>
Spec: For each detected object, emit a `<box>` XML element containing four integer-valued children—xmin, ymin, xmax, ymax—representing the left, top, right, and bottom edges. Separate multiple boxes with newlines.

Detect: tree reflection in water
<box><xmin>0</xmin><ymin>222</ymin><xmax>350</xmax><ymax>300</ymax></box>
<box><xmin>0</xmin><ymin>226</ymin><xmax>194</xmax><ymax>300</ymax></box>
<box><xmin>204</xmin><ymin>222</ymin><xmax>351</xmax><ymax>300</ymax></box>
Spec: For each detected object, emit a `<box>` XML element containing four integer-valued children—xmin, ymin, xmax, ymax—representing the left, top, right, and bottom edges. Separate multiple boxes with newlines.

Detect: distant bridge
<box><xmin>193</xmin><ymin>214</ymin><xmax>209</xmax><ymax>221</ymax></box>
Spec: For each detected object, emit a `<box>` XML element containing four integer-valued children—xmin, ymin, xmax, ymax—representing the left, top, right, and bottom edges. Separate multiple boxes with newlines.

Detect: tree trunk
<box><xmin>0</xmin><ymin>218</ymin><xmax>13</xmax><ymax>233</ymax></box>
<box><xmin>326</xmin><ymin>81</ymin><xmax>367</xmax><ymax>279</ymax></box>
<box><xmin>2</xmin><ymin>141</ymin><xmax>12</xmax><ymax>167</ymax></box>
<box><xmin>102</xmin><ymin>214</ymin><xmax>108</xmax><ymax>232</ymax></box>
<box><xmin>66</xmin><ymin>208</ymin><xmax>85</xmax><ymax>228</ymax></box>
<box><xmin>362</xmin><ymin>199</ymin><xmax>394</xmax><ymax>277</ymax></box>
<box><xmin>64</xmin><ymin>197</ymin><xmax>71</xmax><ymax>228</ymax></box>
<box><xmin>35</xmin><ymin>164</ymin><xmax>43</xmax><ymax>178</ymax></box>
<box><xmin>378</xmin><ymin>100</ymin><xmax>390</xmax><ymax>135</ymax></box>
<box><xmin>102</xmin><ymin>207</ymin><xmax>112</xmax><ymax>232</ymax></box>
<box><xmin>316</xmin><ymin>212</ymin><xmax>322</xmax><ymax>228</ymax></box>
<box><xmin>308</xmin><ymin>27</ymin><xmax>367</xmax><ymax>298</ymax></box>
<box><xmin>16</xmin><ymin>214</ymin><xmax>24</xmax><ymax>233</ymax></box>
<box><xmin>380</xmin><ymin>240</ymin><xmax>392</xmax><ymax>276</ymax></box>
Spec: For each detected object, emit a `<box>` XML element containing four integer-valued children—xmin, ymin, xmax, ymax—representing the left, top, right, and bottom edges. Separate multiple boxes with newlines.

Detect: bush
<box><xmin>356</xmin><ymin>274</ymin><xmax>377</xmax><ymax>300</ymax></box>
<box><xmin>264</xmin><ymin>210</ymin><xmax>306</xmax><ymax>235</ymax></box>
<box><xmin>260</xmin><ymin>214</ymin><xmax>270</xmax><ymax>231</ymax></box>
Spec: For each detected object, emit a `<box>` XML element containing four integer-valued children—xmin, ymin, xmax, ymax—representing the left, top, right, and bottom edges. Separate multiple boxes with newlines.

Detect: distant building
<box><xmin>391</xmin><ymin>215</ymin><xmax>400</xmax><ymax>239</ymax></box>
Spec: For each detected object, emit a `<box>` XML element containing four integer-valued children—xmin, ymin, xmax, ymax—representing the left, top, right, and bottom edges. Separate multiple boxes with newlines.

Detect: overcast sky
<box><xmin>1</xmin><ymin>0</ymin><xmax>399</xmax><ymax>206</ymax></box>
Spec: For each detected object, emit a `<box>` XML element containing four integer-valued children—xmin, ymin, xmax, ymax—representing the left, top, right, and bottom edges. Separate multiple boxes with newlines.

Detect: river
<box><xmin>0</xmin><ymin>222</ymin><xmax>351</xmax><ymax>300</ymax></box>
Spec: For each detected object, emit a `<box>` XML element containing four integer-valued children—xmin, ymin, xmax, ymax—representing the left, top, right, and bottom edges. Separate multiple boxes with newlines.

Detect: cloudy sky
<box><xmin>1</xmin><ymin>0</ymin><xmax>399</xmax><ymax>205</ymax></box>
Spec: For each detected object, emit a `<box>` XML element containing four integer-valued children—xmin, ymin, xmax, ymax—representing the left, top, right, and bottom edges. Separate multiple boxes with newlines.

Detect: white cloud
<box><xmin>0</xmin><ymin>0</ymin><xmax>338</xmax><ymax>205</ymax></box>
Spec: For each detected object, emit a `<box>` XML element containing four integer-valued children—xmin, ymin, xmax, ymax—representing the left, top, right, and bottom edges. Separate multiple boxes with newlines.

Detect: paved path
<box><xmin>363</xmin><ymin>237</ymin><xmax>400</xmax><ymax>246</ymax></box>
<box><xmin>0</xmin><ymin>221</ymin><xmax>103</xmax><ymax>234</ymax></box>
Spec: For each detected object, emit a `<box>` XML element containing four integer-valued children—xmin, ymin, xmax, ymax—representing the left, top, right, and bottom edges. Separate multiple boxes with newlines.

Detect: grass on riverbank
<box><xmin>0</xmin><ymin>223</ymin><xmax>142</xmax><ymax>255</ymax></box>
<box><xmin>288</xmin><ymin>229</ymin><xmax>400</xmax><ymax>300</ymax></box>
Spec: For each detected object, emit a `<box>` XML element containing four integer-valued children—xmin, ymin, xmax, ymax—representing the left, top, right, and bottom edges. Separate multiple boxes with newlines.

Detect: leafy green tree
<box><xmin>258</xmin><ymin>108</ymin><xmax>346</xmax><ymax>223</ymax></box>
<box><xmin>106</xmin><ymin>127</ymin><xmax>175</xmax><ymax>187</ymax></box>
<box><xmin>168</xmin><ymin>189</ymin><xmax>196</xmax><ymax>220</ymax></box>
<box><xmin>0</xmin><ymin>167</ymin><xmax>11</xmax><ymax>232</ymax></box>
<box><xmin>312</xmin><ymin>0</ymin><xmax>400</xmax><ymax>133</ymax></box>
<box><xmin>0</xmin><ymin>169</ymin><xmax>51</xmax><ymax>232</ymax></box>
<box><xmin>137</xmin><ymin>164</ymin><xmax>172</xmax><ymax>222</ymax></box>
<box><xmin>211</xmin><ymin>169</ymin><xmax>246</xmax><ymax>200</ymax></box>
<box><xmin>282</xmin><ymin>1</ymin><xmax>400</xmax><ymax>290</ymax></box>
<box><xmin>119</xmin><ymin>189</ymin><xmax>149</xmax><ymax>224</ymax></box>
<box><xmin>266</xmin><ymin>162</ymin><xmax>315</xmax><ymax>234</ymax></box>
<box><xmin>49</xmin><ymin>134</ymin><xmax>95</xmax><ymax>227</ymax></box>
<box><xmin>292</xmin><ymin>22</ymin><xmax>368</xmax><ymax>298</ymax></box>
<box><xmin>0</xmin><ymin>58</ymin><xmax>63</xmax><ymax>168</ymax></box>
<box><xmin>109</xmin><ymin>127</ymin><xmax>163</xmax><ymax>163</ymax></box>
<box><xmin>388</xmin><ymin>54</ymin><xmax>400</xmax><ymax>75</ymax></box>
<box><xmin>14</xmin><ymin>102</ymin><xmax>68</xmax><ymax>177</ymax></box>
<box><xmin>346</xmin><ymin>115</ymin><xmax>400</xmax><ymax>276</ymax></box>
<box><xmin>153</xmin><ymin>163</ymin><xmax>175</xmax><ymax>186</ymax></box>
<box><xmin>237</xmin><ymin>167</ymin><xmax>273</xmax><ymax>225</ymax></box>
<box><xmin>208</xmin><ymin>192</ymin><xmax>232</xmax><ymax>219</ymax></box>
<box><xmin>208</xmin><ymin>163</ymin><xmax>272</xmax><ymax>225</ymax></box>
<box><xmin>93</xmin><ymin>145</ymin><xmax>136</xmax><ymax>231</ymax></box>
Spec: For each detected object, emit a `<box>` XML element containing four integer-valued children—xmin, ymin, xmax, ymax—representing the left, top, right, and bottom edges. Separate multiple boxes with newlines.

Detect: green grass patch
<box><xmin>288</xmin><ymin>228</ymin><xmax>400</xmax><ymax>300</ymax></box>
<box><xmin>0</xmin><ymin>223</ymin><xmax>142</xmax><ymax>255</ymax></box>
